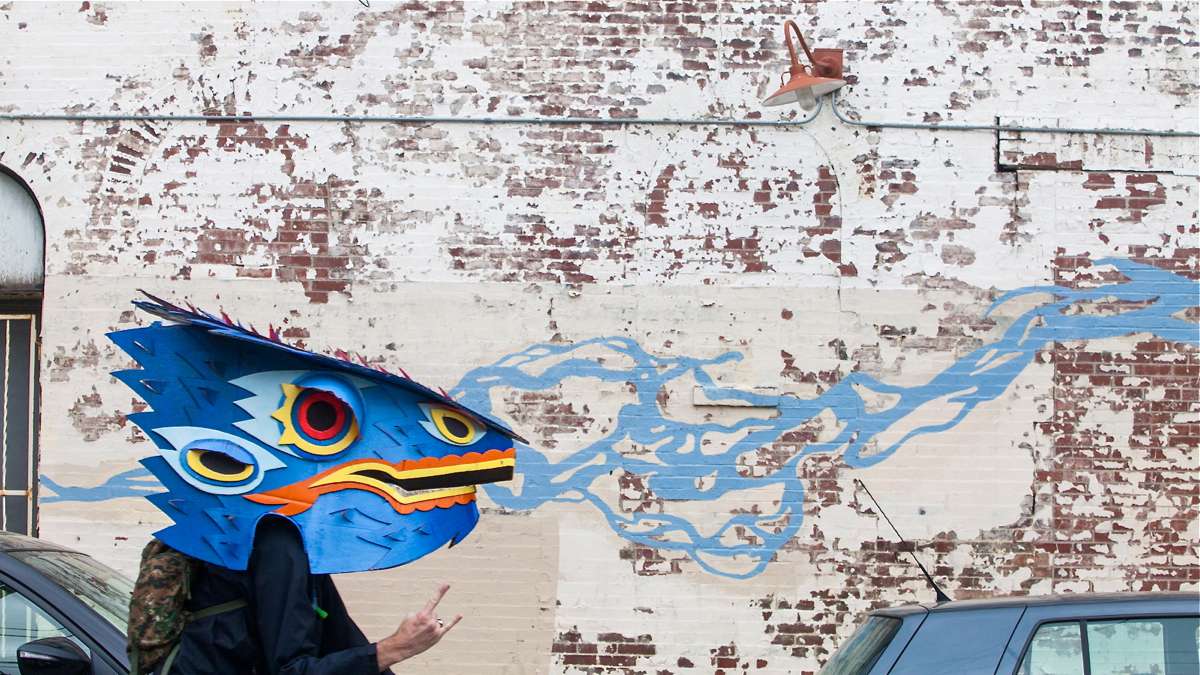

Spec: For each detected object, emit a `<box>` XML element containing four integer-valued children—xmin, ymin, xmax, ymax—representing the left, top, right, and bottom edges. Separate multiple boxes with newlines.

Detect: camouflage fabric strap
<box><xmin>151</xmin><ymin>599</ymin><xmax>248</xmax><ymax>675</ymax></box>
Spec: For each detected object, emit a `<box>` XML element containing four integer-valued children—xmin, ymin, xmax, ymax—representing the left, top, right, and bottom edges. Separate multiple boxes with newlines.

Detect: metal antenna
<box><xmin>854</xmin><ymin>479</ymin><xmax>952</xmax><ymax>604</ymax></box>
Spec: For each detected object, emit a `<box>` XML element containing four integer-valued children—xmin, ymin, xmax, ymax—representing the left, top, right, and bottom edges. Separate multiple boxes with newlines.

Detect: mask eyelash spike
<box><xmin>138</xmin><ymin>289</ymin><xmax>180</xmax><ymax>313</ymax></box>
<box><xmin>121</xmin><ymin>292</ymin><xmax>525</xmax><ymax>441</ymax></box>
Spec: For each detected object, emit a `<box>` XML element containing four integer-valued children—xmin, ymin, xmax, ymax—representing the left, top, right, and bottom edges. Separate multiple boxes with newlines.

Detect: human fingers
<box><xmin>422</xmin><ymin>583</ymin><xmax>451</xmax><ymax>615</ymax></box>
<box><xmin>400</xmin><ymin>611</ymin><xmax>438</xmax><ymax>637</ymax></box>
<box><xmin>436</xmin><ymin>614</ymin><xmax>463</xmax><ymax>637</ymax></box>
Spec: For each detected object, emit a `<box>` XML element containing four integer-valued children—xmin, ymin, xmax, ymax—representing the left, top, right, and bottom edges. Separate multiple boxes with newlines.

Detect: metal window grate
<box><xmin>0</xmin><ymin>312</ymin><xmax>37</xmax><ymax>535</ymax></box>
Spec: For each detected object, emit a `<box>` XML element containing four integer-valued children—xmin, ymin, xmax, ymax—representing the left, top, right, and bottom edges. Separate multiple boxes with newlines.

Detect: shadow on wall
<box><xmin>41</xmin><ymin>259</ymin><xmax>1199</xmax><ymax>578</ymax></box>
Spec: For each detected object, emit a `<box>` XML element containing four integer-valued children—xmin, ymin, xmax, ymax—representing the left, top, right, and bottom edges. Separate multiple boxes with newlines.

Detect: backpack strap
<box><xmin>158</xmin><ymin>643</ymin><xmax>181</xmax><ymax>675</ymax></box>
<box><xmin>189</xmin><ymin>599</ymin><xmax>248</xmax><ymax>621</ymax></box>
<box><xmin>155</xmin><ymin>599</ymin><xmax>248</xmax><ymax>675</ymax></box>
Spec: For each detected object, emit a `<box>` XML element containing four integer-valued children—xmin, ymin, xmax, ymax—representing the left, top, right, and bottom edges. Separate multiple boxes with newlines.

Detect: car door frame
<box><xmin>0</xmin><ymin>550</ymin><xmax>128</xmax><ymax>674</ymax></box>
<box><xmin>993</xmin><ymin>597</ymin><xmax>1200</xmax><ymax>675</ymax></box>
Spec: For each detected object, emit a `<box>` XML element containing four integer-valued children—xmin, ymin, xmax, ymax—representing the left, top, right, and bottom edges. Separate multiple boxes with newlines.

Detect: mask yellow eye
<box><xmin>186</xmin><ymin>448</ymin><xmax>254</xmax><ymax>483</ymax></box>
<box><xmin>419</xmin><ymin>404</ymin><xmax>484</xmax><ymax>446</ymax></box>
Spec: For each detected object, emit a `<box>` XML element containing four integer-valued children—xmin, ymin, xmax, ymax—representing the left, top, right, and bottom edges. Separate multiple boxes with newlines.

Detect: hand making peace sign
<box><xmin>376</xmin><ymin>584</ymin><xmax>463</xmax><ymax>670</ymax></box>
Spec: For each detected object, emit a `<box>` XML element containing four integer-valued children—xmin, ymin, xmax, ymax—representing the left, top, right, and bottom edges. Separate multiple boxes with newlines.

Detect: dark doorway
<box><xmin>0</xmin><ymin>301</ymin><xmax>39</xmax><ymax>534</ymax></box>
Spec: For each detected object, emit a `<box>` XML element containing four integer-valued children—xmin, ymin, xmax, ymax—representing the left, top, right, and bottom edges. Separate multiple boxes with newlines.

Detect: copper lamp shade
<box><xmin>762</xmin><ymin>20</ymin><xmax>845</xmax><ymax>109</ymax></box>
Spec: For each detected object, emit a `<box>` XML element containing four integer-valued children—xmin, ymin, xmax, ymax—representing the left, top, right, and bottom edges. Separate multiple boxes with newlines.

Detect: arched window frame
<box><xmin>0</xmin><ymin>164</ymin><xmax>45</xmax><ymax>535</ymax></box>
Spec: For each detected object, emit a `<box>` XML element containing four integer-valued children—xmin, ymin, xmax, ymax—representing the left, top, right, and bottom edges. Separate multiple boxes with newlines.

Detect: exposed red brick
<box><xmin>553</xmin><ymin>628</ymin><xmax>658</xmax><ymax>673</ymax></box>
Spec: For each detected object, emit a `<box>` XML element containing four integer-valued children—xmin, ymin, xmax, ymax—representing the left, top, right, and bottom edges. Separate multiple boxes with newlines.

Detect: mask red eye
<box><xmin>274</xmin><ymin>383</ymin><xmax>361</xmax><ymax>457</ymax></box>
<box><xmin>297</xmin><ymin>391</ymin><xmax>348</xmax><ymax>441</ymax></box>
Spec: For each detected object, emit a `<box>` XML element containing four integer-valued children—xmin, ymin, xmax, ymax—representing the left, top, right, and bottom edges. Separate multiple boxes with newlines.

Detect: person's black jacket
<box><xmin>169</xmin><ymin>518</ymin><xmax>393</xmax><ymax>675</ymax></box>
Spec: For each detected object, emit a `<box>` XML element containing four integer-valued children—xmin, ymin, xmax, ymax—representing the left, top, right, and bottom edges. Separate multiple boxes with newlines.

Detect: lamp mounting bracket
<box><xmin>811</xmin><ymin>49</ymin><xmax>844</xmax><ymax>80</ymax></box>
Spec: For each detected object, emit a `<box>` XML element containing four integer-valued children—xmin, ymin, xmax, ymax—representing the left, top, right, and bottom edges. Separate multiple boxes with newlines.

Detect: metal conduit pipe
<box><xmin>0</xmin><ymin>99</ymin><xmax>824</xmax><ymax>128</ymax></box>
<box><xmin>829</xmin><ymin>90</ymin><xmax>1200</xmax><ymax>138</ymax></box>
<box><xmin>4</xmin><ymin>93</ymin><xmax>1195</xmax><ymax>138</ymax></box>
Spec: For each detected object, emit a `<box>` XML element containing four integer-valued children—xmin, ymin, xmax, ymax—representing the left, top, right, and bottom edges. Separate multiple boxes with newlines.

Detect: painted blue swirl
<box><xmin>451</xmin><ymin>258</ymin><xmax>1198</xmax><ymax>578</ymax></box>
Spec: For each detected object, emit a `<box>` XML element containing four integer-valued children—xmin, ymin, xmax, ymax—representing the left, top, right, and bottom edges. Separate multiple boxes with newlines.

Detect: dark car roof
<box><xmin>875</xmin><ymin>591</ymin><xmax>1200</xmax><ymax>616</ymax></box>
<box><xmin>0</xmin><ymin>530</ymin><xmax>79</xmax><ymax>554</ymax></box>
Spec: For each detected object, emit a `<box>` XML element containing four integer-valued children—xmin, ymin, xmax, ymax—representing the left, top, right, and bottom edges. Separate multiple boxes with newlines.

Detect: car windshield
<box><xmin>819</xmin><ymin>615</ymin><xmax>902</xmax><ymax>675</ymax></box>
<box><xmin>10</xmin><ymin>550</ymin><xmax>133</xmax><ymax>633</ymax></box>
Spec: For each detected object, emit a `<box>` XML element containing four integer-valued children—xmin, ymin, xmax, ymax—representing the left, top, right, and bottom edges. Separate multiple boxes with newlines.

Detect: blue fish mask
<box><xmin>108</xmin><ymin>293</ymin><xmax>522</xmax><ymax>574</ymax></box>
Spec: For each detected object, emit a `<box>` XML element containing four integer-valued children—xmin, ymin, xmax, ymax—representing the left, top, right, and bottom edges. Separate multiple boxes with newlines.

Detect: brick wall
<box><xmin>1</xmin><ymin>1</ymin><xmax>1196</xmax><ymax>672</ymax></box>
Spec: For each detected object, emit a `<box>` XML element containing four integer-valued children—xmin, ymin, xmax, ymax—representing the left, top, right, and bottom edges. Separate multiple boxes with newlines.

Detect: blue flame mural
<box><xmin>43</xmin><ymin>259</ymin><xmax>1198</xmax><ymax>578</ymax></box>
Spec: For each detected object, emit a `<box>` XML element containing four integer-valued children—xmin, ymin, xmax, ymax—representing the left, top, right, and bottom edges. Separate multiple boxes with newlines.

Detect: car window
<box><xmin>1019</xmin><ymin>617</ymin><xmax>1200</xmax><ymax>675</ymax></box>
<box><xmin>819</xmin><ymin>615</ymin><xmax>902</xmax><ymax>675</ymax></box>
<box><xmin>1086</xmin><ymin>617</ymin><xmax>1200</xmax><ymax>675</ymax></box>
<box><xmin>9</xmin><ymin>550</ymin><xmax>132</xmax><ymax>634</ymax></box>
<box><xmin>0</xmin><ymin>581</ymin><xmax>86</xmax><ymax>674</ymax></box>
<box><xmin>1018</xmin><ymin>621</ymin><xmax>1085</xmax><ymax>675</ymax></box>
<box><xmin>891</xmin><ymin>607</ymin><xmax>1025</xmax><ymax>675</ymax></box>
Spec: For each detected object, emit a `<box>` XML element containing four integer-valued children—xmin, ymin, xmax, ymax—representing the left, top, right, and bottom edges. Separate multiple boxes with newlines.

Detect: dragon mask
<box><xmin>108</xmin><ymin>294</ymin><xmax>522</xmax><ymax>574</ymax></box>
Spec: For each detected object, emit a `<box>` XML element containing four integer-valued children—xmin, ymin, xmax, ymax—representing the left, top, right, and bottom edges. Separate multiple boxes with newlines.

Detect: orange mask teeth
<box><xmin>394</xmin><ymin>448</ymin><xmax>516</xmax><ymax>471</ymax></box>
<box><xmin>245</xmin><ymin>484</ymin><xmax>476</xmax><ymax>517</ymax></box>
<box><xmin>243</xmin><ymin>448</ymin><xmax>515</xmax><ymax>516</ymax></box>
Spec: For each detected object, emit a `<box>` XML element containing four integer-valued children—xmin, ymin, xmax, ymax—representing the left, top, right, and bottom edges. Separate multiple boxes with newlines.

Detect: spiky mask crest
<box><xmin>109</xmin><ymin>293</ymin><xmax>521</xmax><ymax>574</ymax></box>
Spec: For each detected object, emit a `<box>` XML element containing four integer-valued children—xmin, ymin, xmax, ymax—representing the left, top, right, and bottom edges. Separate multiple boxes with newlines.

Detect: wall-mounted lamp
<box><xmin>762</xmin><ymin>20</ymin><xmax>845</xmax><ymax>110</ymax></box>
